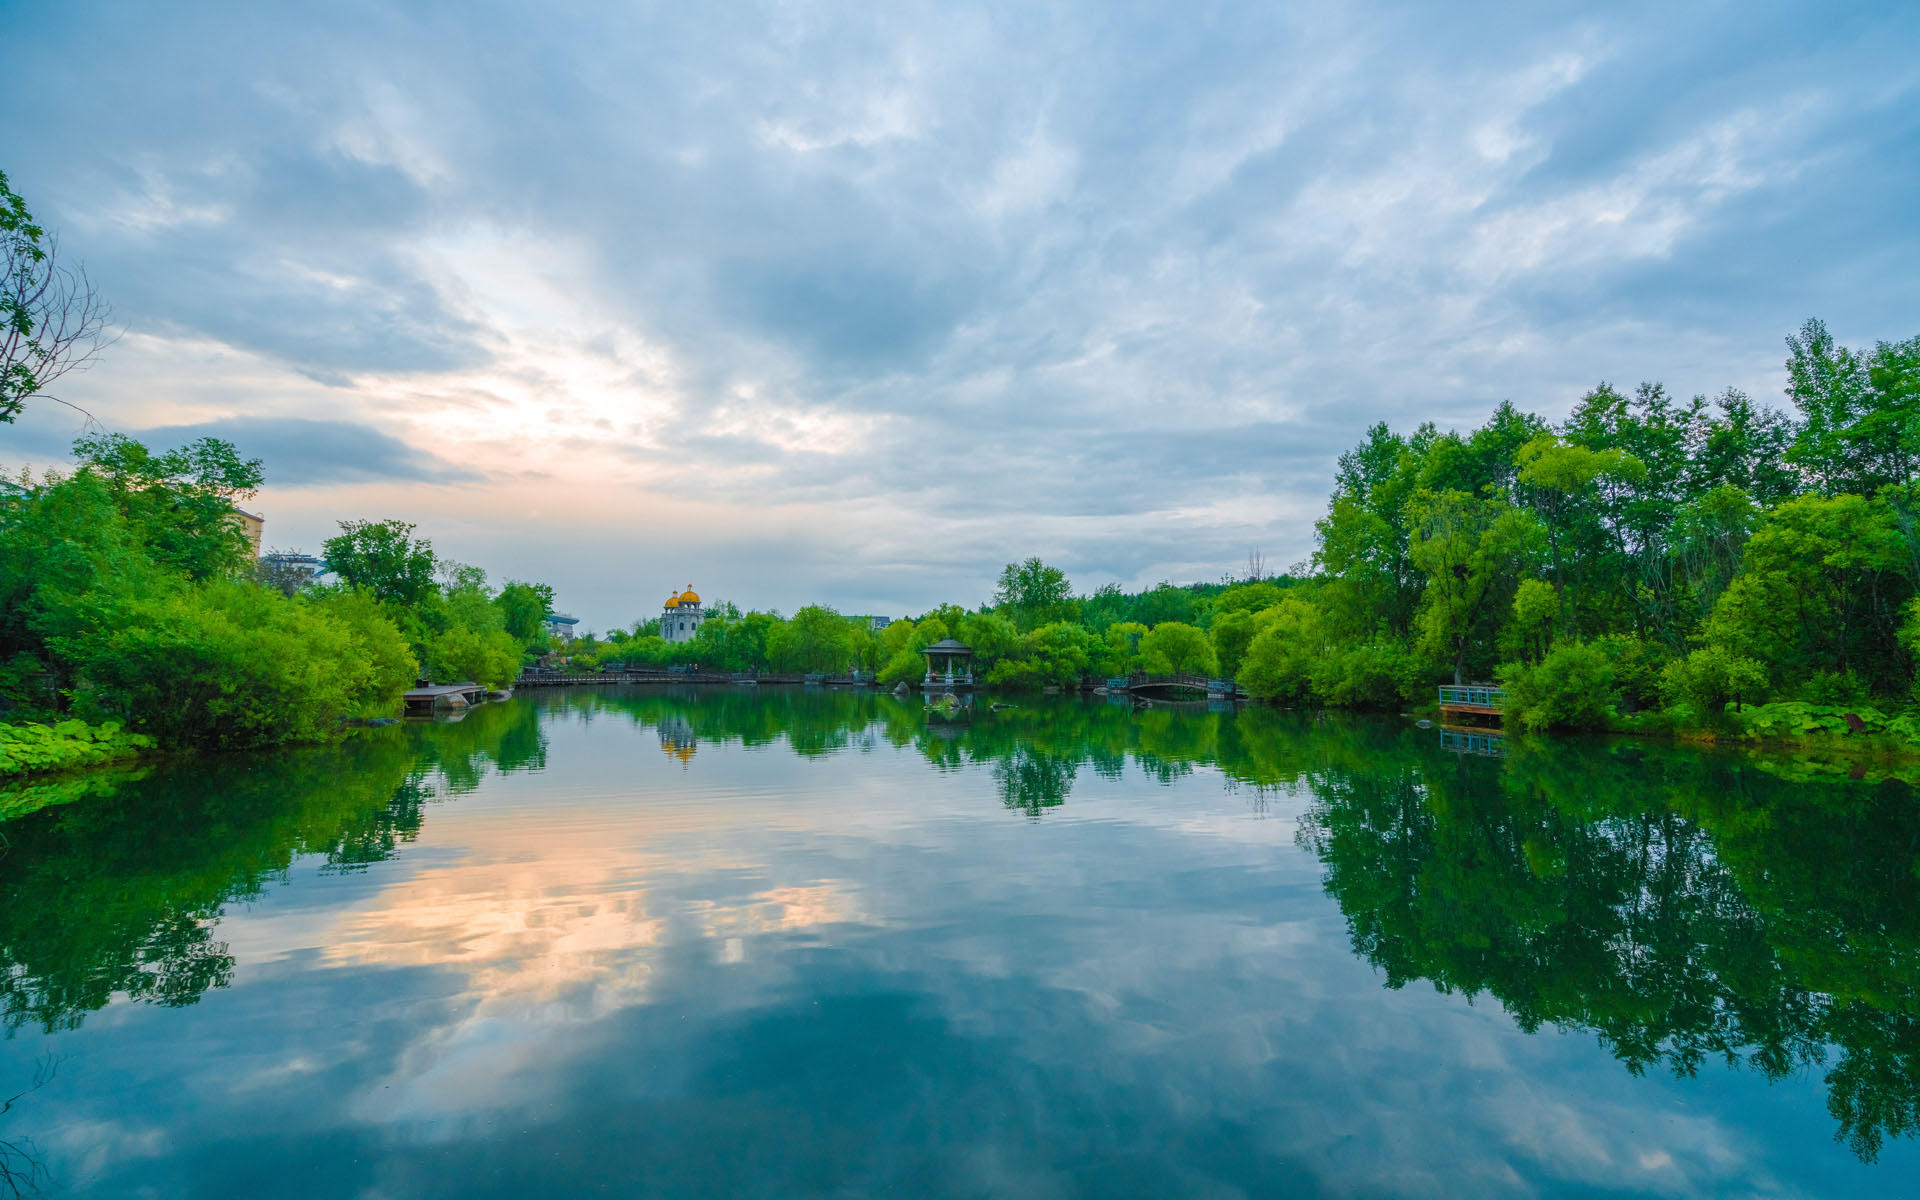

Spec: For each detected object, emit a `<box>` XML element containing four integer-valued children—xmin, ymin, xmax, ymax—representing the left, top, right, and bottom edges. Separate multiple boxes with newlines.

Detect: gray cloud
<box><xmin>138</xmin><ymin>418</ymin><xmax>482</xmax><ymax>486</ymax></box>
<box><xmin>4</xmin><ymin>0</ymin><xmax>1917</xmax><ymax>622</ymax></box>
<box><xmin>0</xmin><ymin>411</ymin><xmax>476</xmax><ymax>488</ymax></box>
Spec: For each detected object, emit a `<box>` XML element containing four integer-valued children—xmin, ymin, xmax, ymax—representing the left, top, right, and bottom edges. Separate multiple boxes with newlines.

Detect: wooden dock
<box><xmin>403</xmin><ymin>683</ymin><xmax>493</xmax><ymax>715</ymax></box>
<box><xmin>1437</xmin><ymin>685</ymin><xmax>1505</xmax><ymax>725</ymax></box>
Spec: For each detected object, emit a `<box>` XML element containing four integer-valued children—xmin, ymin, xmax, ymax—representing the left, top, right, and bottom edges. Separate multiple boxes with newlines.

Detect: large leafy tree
<box><xmin>72</xmin><ymin>432</ymin><xmax>264</xmax><ymax>581</ymax></box>
<box><xmin>993</xmin><ymin>558</ymin><xmax>1073</xmax><ymax>631</ymax></box>
<box><xmin>322</xmin><ymin>520</ymin><xmax>439</xmax><ymax>606</ymax></box>
<box><xmin>1408</xmin><ymin>491</ymin><xmax>1542</xmax><ymax>684</ymax></box>
<box><xmin>495</xmin><ymin>581</ymin><xmax>556</xmax><ymax>648</ymax></box>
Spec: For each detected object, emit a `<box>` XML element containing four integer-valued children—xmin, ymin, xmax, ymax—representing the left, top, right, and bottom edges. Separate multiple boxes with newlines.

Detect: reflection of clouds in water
<box><xmin>6</xmin><ymin>693</ymin><xmax>1911</xmax><ymax>1196</ymax></box>
<box><xmin>319</xmin><ymin>808</ymin><xmax>872</xmax><ymax>1022</ymax></box>
<box><xmin>688</xmin><ymin>884</ymin><xmax>868</xmax><ymax>941</ymax></box>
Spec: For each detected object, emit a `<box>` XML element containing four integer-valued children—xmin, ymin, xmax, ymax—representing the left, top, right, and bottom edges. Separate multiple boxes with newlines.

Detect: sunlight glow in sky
<box><xmin>3</xmin><ymin>1</ymin><xmax>1916</xmax><ymax>628</ymax></box>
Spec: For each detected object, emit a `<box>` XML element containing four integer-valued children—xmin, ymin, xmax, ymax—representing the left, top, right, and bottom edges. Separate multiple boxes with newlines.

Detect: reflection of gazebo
<box><xmin>922</xmin><ymin>639</ymin><xmax>974</xmax><ymax>690</ymax></box>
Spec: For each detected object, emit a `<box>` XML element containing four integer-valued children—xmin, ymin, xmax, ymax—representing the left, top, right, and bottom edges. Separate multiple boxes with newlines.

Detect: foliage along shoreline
<box><xmin>4</xmin><ymin>318</ymin><xmax>1919</xmax><ymax>768</ymax></box>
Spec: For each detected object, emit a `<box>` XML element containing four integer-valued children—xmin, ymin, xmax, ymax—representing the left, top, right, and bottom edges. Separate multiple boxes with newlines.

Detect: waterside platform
<box><xmin>1438</xmin><ymin>685</ymin><xmax>1505</xmax><ymax>726</ymax></box>
<box><xmin>403</xmin><ymin>683</ymin><xmax>492</xmax><ymax>715</ymax></box>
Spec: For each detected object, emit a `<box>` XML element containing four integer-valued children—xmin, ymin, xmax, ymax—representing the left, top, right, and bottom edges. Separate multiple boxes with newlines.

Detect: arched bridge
<box><xmin>1116</xmin><ymin>673</ymin><xmax>1247</xmax><ymax>699</ymax></box>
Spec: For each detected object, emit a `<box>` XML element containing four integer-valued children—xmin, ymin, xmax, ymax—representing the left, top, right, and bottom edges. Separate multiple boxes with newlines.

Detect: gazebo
<box><xmin>921</xmin><ymin>638</ymin><xmax>975</xmax><ymax>690</ymax></box>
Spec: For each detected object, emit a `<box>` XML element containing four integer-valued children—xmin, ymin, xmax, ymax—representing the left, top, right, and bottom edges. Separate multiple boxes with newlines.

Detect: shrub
<box><xmin>1590</xmin><ymin>633</ymin><xmax>1669</xmax><ymax>714</ymax></box>
<box><xmin>1498</xmin><ymin>642</ymin><xmax>1616</xmax><ymax>731</ymax></box>
<box><xmin>986</xmin><ymin>622</ymin><xmax>1097</xmax><ymax>689</ymax></box>
<box><xmin>1237</xmin><ymin>597</ymin><xmax>1325</xmax><ymax>703</ymax></box>
<box><xmin>1310</xmin><ymin>643</ymin><xmax>1420</xmax><ymax>709</ymax></box>
<box><xmin>1660</xmin><ymin>644</ymin><xmax>1768</xmax><ymax>724</ymax></box>
<box><xmin>425</xmin><ymin>625</ymin><xmax>523</xmax><ymax>689</ymax></box>
<box><xmin>0</xmin><ymin>718</ymin><xmax>155</xmax><ymax>777</ymax></box>
<box><xmin>56</xmin><ymin>579</ymin><xmax>417</xmax><ymax>750</ymax></box>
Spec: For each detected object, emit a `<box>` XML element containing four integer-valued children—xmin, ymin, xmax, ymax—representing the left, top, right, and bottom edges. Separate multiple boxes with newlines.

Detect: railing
<box><xmin>1439</xmin><ymin>727</ymin><xmax>1507</xmax><ymax>756</ymax></box>
<box><xmin>1437</xmin><ymin>685</ymin><xmax>1505</xmax><ymax>710</ymax></box>
<box><xmin>1127</xmin><ymin>673</ymin><xmax>1241</xmax><ymax>694</ymax></box>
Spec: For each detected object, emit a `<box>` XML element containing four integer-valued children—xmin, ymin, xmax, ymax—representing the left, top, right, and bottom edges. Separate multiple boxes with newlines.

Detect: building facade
<box><xmin>231</xmin><ymin>507</ymin><xmax>264</xmax><ymax>557</ymax></box>
<box><xmin>660</xmin><ymin>587</ymin><xmax>705</xmax><ymax>643</ymax></box>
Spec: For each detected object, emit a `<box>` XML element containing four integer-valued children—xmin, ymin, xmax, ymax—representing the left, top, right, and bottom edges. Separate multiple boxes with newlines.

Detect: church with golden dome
<box><xmin>659</xmin><ymin>586</ymin><xmax>705</xmax><ymax>643</ymax></box>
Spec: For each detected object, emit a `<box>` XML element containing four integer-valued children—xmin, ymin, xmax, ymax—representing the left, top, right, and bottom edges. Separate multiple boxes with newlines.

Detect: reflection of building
<box><xmin>658</xmin><ymin>715</ymin><xmax>696</xmax><ymax>765</ymax></box>
<box><xmin>660</xmin><ymin>586</ymin><xmax>705</xmax><ymax>643</ymax></box>
<box><xmin>545</xmin><ymin>613</ymin><xmax>579</xmax><ymax>642</ymax></box>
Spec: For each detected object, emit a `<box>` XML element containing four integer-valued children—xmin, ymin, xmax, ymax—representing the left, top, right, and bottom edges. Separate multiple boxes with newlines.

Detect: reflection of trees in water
<box><xmin>0</xmin><ymin>1056</ymin><xmax>54</xmax><ymax>1198</ymax></box>
<box><xmin>0</xmin><ymin>700</ymin><xmax>549</xmax><ymax>1034</ymax></box>
<box><xmin>993</xmin><ymin>746</ymin><xmax>1078</xmax><ymax>818</ymax></box>
<box><xmin>1299</xmin><ymin>736</ymin><xmax>1920</xmax><ymax>1162</ymax></box>
<box><xmin>4</xmin><ymin>685</ymin><xmax>1916</xmax><ymax>1163</ymax></box>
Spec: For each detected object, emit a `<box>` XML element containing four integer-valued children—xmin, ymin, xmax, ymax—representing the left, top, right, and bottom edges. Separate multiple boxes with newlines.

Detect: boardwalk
<box><xmin>1437</xmin><ymin>684</ymin><xmax>1505</xmax><ymax>726</ymax></box>
<box><xmin>403</xmin><ymin>683</ymin><xmax>492</xmax><ymax>714</ymax></box>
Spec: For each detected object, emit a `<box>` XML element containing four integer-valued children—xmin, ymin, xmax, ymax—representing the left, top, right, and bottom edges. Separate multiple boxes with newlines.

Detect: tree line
<box><xmin>628</xmin><ymin>318</ymin><xmax>1911</xmax><ymax>735</ymax></box>
<box><xmin>0</xmin><ymin>433</ymin><xmax>558</xmax><ymax>751</ymax></box>
<box><xmin>1241</xmin><ymin>318</ymin><xmax>1920</xmax><ymax>731</ymax></box>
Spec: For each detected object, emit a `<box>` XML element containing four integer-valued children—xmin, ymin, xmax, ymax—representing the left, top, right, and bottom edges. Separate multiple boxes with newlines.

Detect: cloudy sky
<box><xmin>2</xmin><ymin>1</ymin><xmax>1916</xmax><ymax>628</ymax></box>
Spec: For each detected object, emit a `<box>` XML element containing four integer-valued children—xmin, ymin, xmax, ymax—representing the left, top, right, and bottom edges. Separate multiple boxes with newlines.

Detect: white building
<box><xmin>660</xmin><ymin>587</ymin><xmax>706</xmax><ymax>643</ymax></box>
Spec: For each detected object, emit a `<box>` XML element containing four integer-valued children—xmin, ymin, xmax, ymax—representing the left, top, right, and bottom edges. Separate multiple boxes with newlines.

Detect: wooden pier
<box><xmin>1437</xmin><ymin>685</ymin><xmax>1505</xmax><ymax>726</ymax></box>
<box><xmin>403</xmin><ymin>682</ymin><xmax>493</xmax><ymax>715</ymax></box>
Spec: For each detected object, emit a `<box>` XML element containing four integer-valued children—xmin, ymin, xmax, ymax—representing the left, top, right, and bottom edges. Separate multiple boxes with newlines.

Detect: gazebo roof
<box><xmin>923</xmin><ymin>638</ymin><xmax>973</xmax><ymax>654</ymax></box>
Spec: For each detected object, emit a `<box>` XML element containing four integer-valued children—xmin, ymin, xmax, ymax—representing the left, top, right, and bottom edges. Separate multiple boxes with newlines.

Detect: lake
<box><xmin>0</xmin><ymin>687</ymin><xmax>1915</xmax><ymax>1197</ymax></box>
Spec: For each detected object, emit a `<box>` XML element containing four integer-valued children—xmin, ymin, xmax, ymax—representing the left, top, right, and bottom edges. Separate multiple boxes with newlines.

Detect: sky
<box><xmin>2</xmin><ymin>0</ymin><xmax>1917</xmax><ymax>630</ymax></box>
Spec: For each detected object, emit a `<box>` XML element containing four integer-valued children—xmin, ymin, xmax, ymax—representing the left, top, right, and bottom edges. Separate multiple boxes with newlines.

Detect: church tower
<box><xmin>660</xmin><ymin>586</ymin><xmax>705</xmax><ymax>643</ymax></box>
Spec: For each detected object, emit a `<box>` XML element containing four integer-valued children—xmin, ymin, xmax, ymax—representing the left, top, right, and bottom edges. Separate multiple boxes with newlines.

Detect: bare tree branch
<box><xmin>3</xmin><ymin>172</ymin><xmax>118</xmax><ymax>424</ymax></box>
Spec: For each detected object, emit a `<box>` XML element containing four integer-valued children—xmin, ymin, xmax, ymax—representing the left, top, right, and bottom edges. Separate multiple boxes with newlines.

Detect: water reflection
<box><xmin>1300</xmin><ymin>734</ymin><xmax>1920</xmax><ymax>1163</ymax></box>
<box><xmin>0</xmin><ymin>686</ymin><xmax>1913</xmax><ymax>1188</ymax></box>
<box><xmin>0</xmin><ymin>701</ymin><xmax>546</xmax><ymax>1034</ymax></box>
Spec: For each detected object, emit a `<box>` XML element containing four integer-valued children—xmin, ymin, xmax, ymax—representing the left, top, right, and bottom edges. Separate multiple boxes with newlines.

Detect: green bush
<box><xmin>1310</xmin><ymin>643</ymin><xmax>1421</xmax><ymax>709</ymax></box>
<box><xmin>986</xmin><ymin>622</ymin><xmax>1097</xmax><ymax>689</ymax></box>
<box><xmin>1590</xmin><ymin>633</ymin><xmax>1669</xmax><ymax>714</ymax></box>
<box><xmin>1660</xmin><ymin>644</ymin><xmax>1768</xmax><ymax>725</ymax></box>
<box><xmin>55</xmin><ymin>580</ymin><xmax>418</xmax><ymax>750</ymax></box>
<box><xmin>1730</xmin><ymin>701</ymin><xmax>1920</xmax><ymax>744</ymax></box>
<box><xmin>1497</xmin><ymin>642</ymin><xmax>1616</xmax><ymax>731</ymax></box>
<box><xmin>1237</xmin><ymin>598</ymin><xmax>1325</xmax><ymax>703</ymax></box>
<box><xmin>425</xmin><ymin>624</ymin><xmax>522</xmax><ymax>689</ymax></box>
<box><xmin>0</xmin><ymin>718</ymin><xmax>155</xmax><ymax>778</ymax></box>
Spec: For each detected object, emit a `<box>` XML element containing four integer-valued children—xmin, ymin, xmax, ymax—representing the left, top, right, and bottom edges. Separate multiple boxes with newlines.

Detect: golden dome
<box><xmin>664</xmin><ymin>595</ymin><xmax>681</xmax><ymax>609</ymax></box>
<box><xmin>678</xmin><ymin>587</ymin><xmax>701</xmax><ymax>605</ymax></box>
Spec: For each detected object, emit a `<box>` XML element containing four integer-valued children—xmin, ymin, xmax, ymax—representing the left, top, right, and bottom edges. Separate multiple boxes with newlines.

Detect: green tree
<box><xmin>72</xmin><ymin>432</ymin><xmax>264</xmax><ymax>581</ymax></box>
<box><xmin>1209</xmin><ymin>609</ymin><xmax>1258</xmax><ymax>678</ymax></box>
<box><xmin>994</xmin><ymin>558</ymin><xmax>1073</xmax><ymax>631</ymax></box>
<box><xmin>1129</xmin><ymin>581</ymin><xmax>1202</xmax><ymax>628</ymax></box>
<box><xmin>1408</xmin><ymin>491</ymin><xmax>1541</xmax><ymax>684</ymax></box>
<box><xmin>322</xmin><ymin>520</ymin><xmax>439</xmax><ymax>606</ymax></box>
<box><xmin>494</xmin><ymin>581</ymin><xmax>555</xmax><ymax>648</ymax></box>
<box><xmin>1514</xmin><ymin>434</ymin><xmax>1645</xmax><ymax>636</ymax></box>
<box><xmin>777</xmin><ymin>605</ymin><xmax>857</xmax><ymax>673</ymax></box>
<box><xmin>1139</xmin><ymin>621</ymin><xmax>1217</xmax><ymax>676</ymax></box>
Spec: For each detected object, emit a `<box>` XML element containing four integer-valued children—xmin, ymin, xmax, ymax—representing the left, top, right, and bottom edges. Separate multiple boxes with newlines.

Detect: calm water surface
<box><xmin>0</xmin><ymin>688</ymin><xmax>1916</xmax><ymax>1197</ymax></box>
